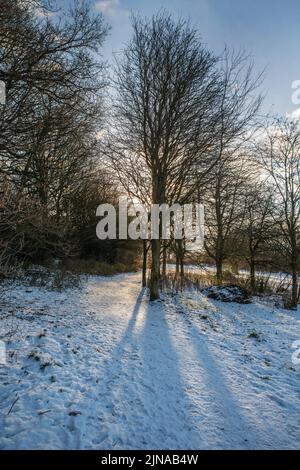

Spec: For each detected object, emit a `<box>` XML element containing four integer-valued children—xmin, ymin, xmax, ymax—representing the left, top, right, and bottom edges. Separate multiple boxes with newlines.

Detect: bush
<box><xmin>63</xmin><ymin>258</ymin><xmax>138</xmax><ymax>276</ymax></box>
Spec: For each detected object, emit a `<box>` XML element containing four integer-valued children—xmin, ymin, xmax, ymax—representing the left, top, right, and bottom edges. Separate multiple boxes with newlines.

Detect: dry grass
<box><xmin>64</xmin><ymin>258</ymin><xmax>139</xmax><ymax>276</ymax></box>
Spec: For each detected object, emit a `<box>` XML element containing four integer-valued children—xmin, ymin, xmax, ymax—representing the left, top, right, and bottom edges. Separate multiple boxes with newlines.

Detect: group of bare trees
<box><xmin>110</xmin><ymin>13</ymin><xmax>264</xmax><ymax>300</ymax></box>
<box><xmin>110</xmin><ymin>14</ymin><xmax>222</xmax><ymax>298</ymax></box>
<box><xmin>108</xmin><ymin>12</ymin><xmax>300</xmax><ymax>308</ymax></box>
<box><xmin>1</xmin><ymin>3</ymin><xmax>300</xmax><ymax>308</ymax></box>
<box><xmin>257</xmin><ymin>119</ymin><xmax>300</xmax><ymax>308</ymax></box>
<box><xmin>0</xmin><ymin>0</ymin><xmax>119</xmax><ymax>268</ymax></box>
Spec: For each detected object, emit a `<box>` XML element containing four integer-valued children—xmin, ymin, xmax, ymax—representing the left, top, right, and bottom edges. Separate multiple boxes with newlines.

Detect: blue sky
<box><xmin>58</xmin><ymin>0</ymin><xmax>300</xmax><ymax>116</ymax></box>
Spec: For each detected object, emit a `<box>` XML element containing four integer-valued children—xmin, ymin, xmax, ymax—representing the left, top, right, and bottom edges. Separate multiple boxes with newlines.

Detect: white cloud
<box><xmin>287</xmin><ymin>107</ymin><xmax>300</xmax><ymax>121</ymax></box>
<box><xmin>95</xmin><ymin>0</ymin><xmax>120</xmax><ymax>17</ymax></box>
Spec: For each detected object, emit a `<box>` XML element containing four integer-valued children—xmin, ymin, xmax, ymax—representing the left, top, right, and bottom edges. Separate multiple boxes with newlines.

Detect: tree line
<box><xmin>1</xmin><ymin>1</ymin><xmax>300</xmax><ymax>309</ymax></box>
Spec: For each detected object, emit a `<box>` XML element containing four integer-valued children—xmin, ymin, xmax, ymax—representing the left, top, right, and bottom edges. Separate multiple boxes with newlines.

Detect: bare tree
<box><xmin>112</xmin><ymin>12</ymin><xmax>222</xmax><ymax>299</ymax></box>
<box><xmin>204</xmin><ymin>154</ymin><xmax>251</xmax><ymax>281</ymax></box>
<box><xmin>200</xmin><ymin>50</ymin><xmax>262</xmax><ymax>282</ymax></box>
<box><xmin>0</xmin><ymin>0</ymin><xmax>108</xmax><ymax>175</ymax></box>
<box><xmin>0</xmin><ymin>0</ymin><xmax>110</xmax><ymax>264</ymax></box>
<box><xmin>259</xmin><ymin>118</ymin><xmax>300</xmax><ymax>309</ymax></box>
<box><xmin>241</xmin><ymin>180</ymin><xmax>274</xmax><ymax>292</ymax></box>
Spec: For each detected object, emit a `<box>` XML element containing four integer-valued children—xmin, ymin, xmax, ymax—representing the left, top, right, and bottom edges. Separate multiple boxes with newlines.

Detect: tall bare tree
<box><xmin>204</xmin><ymin>154</ymin><xmax>251</xmax><ymax>281</ymax></box>
<box><xmin>201</xmin><ymin>50</ymin><xmax>262</xmax><ymax>281</ymax></box>
<box><xmin>241</xmin><ymin>180</ymin><xmax>274</xmax><ymax>292</ymax></box>
<box><xmin>112</xmin><ymin>12</ymin><xmax>222</xmax><ymax>299</ymax></box>
<box><xmin>259</xmin><ymin>118</ymin><xmax>300</xmax><ymax>309</ymax></box>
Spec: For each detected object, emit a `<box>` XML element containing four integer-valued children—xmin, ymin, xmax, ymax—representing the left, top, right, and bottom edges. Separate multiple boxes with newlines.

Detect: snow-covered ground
<box><xmin>169</xmin><ymin>263</ymin><xmax>294</xmax><ymax>285</ymax></box>
<box><xmin>0</xmin><ymin>272</ymin><xmax>300</xmax><ymax>449</ymax></box>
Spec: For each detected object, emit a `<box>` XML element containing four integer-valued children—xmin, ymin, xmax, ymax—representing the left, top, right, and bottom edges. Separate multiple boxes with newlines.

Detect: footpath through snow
<box><xmin>0</xmin><ymin>272</ymin><xmax>300</xmax><ymax>449</ymax></box>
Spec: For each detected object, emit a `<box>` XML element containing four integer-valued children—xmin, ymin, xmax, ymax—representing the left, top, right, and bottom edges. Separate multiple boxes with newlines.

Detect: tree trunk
<box><xmin>175</xmin><ymin>253</ymin><xmax>180</xmax><ymax>279</ymax></box>
<box><xmin>162</xmin><ymin>242</ymin><xmax>167</xmax><ymax>280</ymax></box>
<box><xmin>142</xmin><ymin>240</ymin><xmax>147</xmax><ymax>287</ymax></box>
<box><xmin>180</xmin><ymin>257</ymin><xmax>184</xmax><ymax>278</ymax></box>
<box><xmin>150</xmin><ymin>238</ymin><xmax>160</xmax><ymax>300</ymax></box>
<box><xmin>291</xmin><ymin>260</ymin><xmax>298</xmax><ymax>310</ymax></box>
<box><xmin>216</xmin><ymin>258</ymin><xmax>223</xmax><ymax>284</ymax></box>
<box><xmin>176</xmin><ymin>240</ymin><xmax>185</xmax><ymax>281</ymax></box>
<box><xmin>250</xmin><ymin>255</ymin><xmax>256</xmax><ymax>293</ymax></box>
<box><xmin>149</xmin><ymin>177</ymin><xmax>164</xmax><ymax>300</ymax></box>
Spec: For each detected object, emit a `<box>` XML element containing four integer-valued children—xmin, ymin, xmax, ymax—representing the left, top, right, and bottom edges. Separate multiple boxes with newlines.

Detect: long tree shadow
<box><xmin>172</xmin><ymin>295</ymin><xmax>260</xmax><ymax>448</ymax></box>
<box><xmin>96</xmin><ymin>288</ymin><xmax>203</xmax><ymax>449</ymax></box>
<box><xmin>139</xmin><ymin>300</ymin><xmax>204</xmax><ymax>449</ymax></box>
<box><xmin>94</xmin><ymin>288</ymin><xmax>148</xmax><ymax>448</ymax></box>
<box><xmin>99</xmin><ymin>286</ymin><xmax>146</xmax><ymax>381</ymax></box>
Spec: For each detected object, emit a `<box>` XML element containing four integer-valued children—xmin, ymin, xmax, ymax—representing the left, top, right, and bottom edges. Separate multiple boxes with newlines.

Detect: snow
<box><xmin>0</xmin><ymin>272</ymin><xmax>300</xmax><ymax>449</ymax></box>
<box><xmin>202</xmin><ymin>284</ymin><xmax>251</xmax><ymax>303</ymax></box>
<box><xmin>169</xmin><ymin>262</ymin><xmax>295</xmax><ymax>280</ymax></box>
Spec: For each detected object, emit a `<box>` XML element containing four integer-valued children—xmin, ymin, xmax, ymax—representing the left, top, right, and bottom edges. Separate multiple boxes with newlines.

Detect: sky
<box><xmin>56</xmin><ymin>0</ymin><xmax>300</xmax><ymax>116</ymax></box>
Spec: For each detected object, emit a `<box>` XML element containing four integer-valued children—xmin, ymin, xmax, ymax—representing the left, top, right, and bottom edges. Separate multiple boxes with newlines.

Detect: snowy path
<box><xmin>0</xmin><ymin>273</ymin><xmax>300</xmax><ymax>449</ymax></box>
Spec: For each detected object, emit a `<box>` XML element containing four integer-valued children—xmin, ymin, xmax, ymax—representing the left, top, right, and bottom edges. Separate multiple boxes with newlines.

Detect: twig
<box><xmin>38</xmin><ymin>409</ymin><xmax>51</xmax><ymax>415</ymax></box>
<box><xmin>7</xmin><ymin>396</ymin><xmax>19</xmax><ymax>415</ymax></box>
